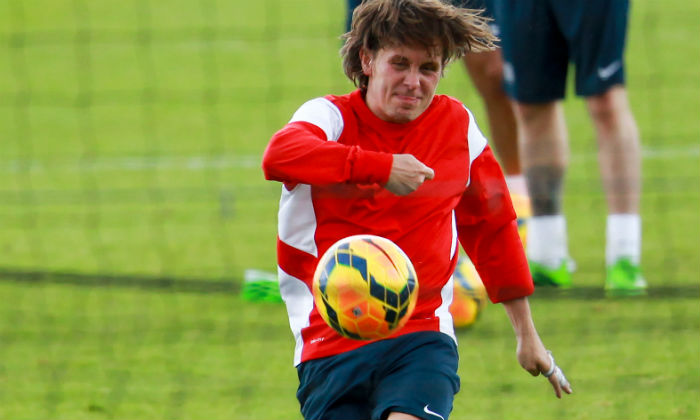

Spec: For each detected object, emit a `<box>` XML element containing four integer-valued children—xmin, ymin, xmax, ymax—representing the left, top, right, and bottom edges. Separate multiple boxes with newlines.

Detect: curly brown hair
<box><xmin>341</xmin><ymin>0</ymin><xmax>497</xmax><ymax>90</ymax></box>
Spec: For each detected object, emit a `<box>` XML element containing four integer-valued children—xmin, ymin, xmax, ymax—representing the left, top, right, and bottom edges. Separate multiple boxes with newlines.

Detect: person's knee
<box><xmin>465</xmin><ymin>52</ymin><xmax>506</xmax><ymax>99</ymax></box>
<box><xmin>587</xmin><ymin>86</ymin><xmax>629</xmax><ymax>132</ymax></box>
<box><xmin>476</xmin><ymin>60</ymin><xmax>506</xmax><ymax>98</ymax></box>
<box><xmin>515</xmin><ymin>102</ymin><xmax>557</xmax><ymax>126</ymax></box>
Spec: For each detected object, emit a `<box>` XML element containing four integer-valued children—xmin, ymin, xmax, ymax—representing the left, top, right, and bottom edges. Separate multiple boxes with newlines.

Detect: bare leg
<box><xmin>514</xmin><ymin>101</ymin><xmax>572</xmax><ymax>277</ymax></box>
<box><xmin>463</xmin><ymin>49</ymin><xmax>521</xmax><ymax>176</ymax></box>
<box><xmin>586</xmin><ymin>85</ymin><xmax>641</xmax><ymax>214</ymax></box>
<box><xmin>387</xmin><ymin>412</ymin><xmax>422</xmax><ymax>420</ymax></box>
<box><xmin>513</xmin><ymin>101</ymin><xmax>569</xmax><ymax>216</ymax></box>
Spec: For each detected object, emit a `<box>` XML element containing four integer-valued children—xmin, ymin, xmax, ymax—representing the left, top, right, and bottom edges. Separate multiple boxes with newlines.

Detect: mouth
<box><xmin>395</xmin><ymin>94</ymin><xmax>420</xmax><ymax>106</ymax></box>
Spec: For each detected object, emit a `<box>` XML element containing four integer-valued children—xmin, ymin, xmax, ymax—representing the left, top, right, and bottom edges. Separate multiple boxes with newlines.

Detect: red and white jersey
<box><xmin>262</xmin><ymin>89</ymin><xmax>533</xmax><ymax>366</ymax></box>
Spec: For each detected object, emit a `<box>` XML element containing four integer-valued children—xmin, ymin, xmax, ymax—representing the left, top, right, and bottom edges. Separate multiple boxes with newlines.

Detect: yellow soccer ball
<box><xmin>312</xmin><ymin>235</ymin><xmax>419</xmax><ymax>340</ymax></box>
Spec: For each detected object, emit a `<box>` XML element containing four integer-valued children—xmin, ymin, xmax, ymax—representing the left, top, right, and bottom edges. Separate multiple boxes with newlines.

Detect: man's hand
<box><xmin>384</xmin><ymin>154</ymin><xmax>434</xmax><ymax>196</ymax></box>
<box><xmin>503</xmin><ymin>297</ymin><xmax>573</xmax><ymax>399</ymax></box>
<box><xmin>518</xmin><ymin>342</ymin><xmax>573</xmax><ymax>398</ymax></box>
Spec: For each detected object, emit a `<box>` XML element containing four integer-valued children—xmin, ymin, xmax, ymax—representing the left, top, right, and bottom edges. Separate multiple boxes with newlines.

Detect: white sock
<box><xmin>526</xmin><ymin>215</ymin><xmax>570</xmax><ymax>268</ymax></box>
<box><xmin>505</xmin><ymin>174</ymin><xmax>529</xmax><ymax>196</ymax></box>
<box><xmin>606</xmin><ymin>214</ymin><xmax>641</xmax><ymax>266</ymax></box>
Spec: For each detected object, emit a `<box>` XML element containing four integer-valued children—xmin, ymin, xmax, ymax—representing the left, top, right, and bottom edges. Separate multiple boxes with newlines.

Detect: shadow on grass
<box><xmin>0</xmin><ymin>267</ymin><xmax>240</xmax><ymax>294</ymax></box>
<box><xmin>1</xmin><ymin>267</ymin><xmax>698</xmax><ymax>300</ymax></box>
<box><xmin>531</xmin><ymin>284</ymin><xmax>699</xmax><ymax>300</ymax></box>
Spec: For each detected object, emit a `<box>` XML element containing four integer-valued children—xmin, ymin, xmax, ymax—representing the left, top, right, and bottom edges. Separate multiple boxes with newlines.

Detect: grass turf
<box><xmin>0</xmin><ymin>0</ymin><xmax>698</xmax><ymax>418</ymax></box>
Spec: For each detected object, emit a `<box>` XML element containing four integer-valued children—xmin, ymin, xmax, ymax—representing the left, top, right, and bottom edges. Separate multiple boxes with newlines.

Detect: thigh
<box><xmin>371</xmin><ymin>332</ymin><xmax>460</xmax><ymax>420</ymax></box>
<box><xmin>552</xmin><ymin>0</ymin><xmax>629</xmax><ymax>96</ymax></box>
<box><xmin>497</xmin><ymin>0</ymin><xmax>569</xmax><ymax>103</ymax></box>
<box><xmin>296</xmin><ymin>353</ymin><xmax>373</xmax><ymax>420</ymax></box>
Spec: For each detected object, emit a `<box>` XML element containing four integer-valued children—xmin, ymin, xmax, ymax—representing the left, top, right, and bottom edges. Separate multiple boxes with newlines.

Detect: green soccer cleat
<box><xmin>530</xmin><ymin>260</ymin><xmax>573</xmax><ymax>288</ymax></box>
<box><xmin>241</xmin><ymin>269</ymin><xmax>283</xmax><ymax>303</ymax></box>
<box><xmin>605</xmin><ymin>258</ymin><xmax>647</xmax><ymax>297</ymax></box>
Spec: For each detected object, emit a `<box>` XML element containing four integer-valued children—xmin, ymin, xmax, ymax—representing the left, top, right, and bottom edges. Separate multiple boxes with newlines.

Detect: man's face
<box><xmin>361</xmin><ymin>44</ymin><xmax>442</xmax><ymax>124</ymax></box>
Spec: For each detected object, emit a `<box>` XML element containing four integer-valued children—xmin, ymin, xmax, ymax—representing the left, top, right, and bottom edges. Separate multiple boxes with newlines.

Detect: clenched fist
<box><xmin>384</xmin><ymin>154</ymin><xmax>435</xmax><ymax>196</ymax></box>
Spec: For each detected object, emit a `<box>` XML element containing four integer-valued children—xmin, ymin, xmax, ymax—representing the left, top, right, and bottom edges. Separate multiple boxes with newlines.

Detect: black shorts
<box><xmin>497</xmin><ymin>0</ymin><xmax>630</xmax><ymax>102</ymax></box>
<box><xmin>296</xmin><ymin>331</ymin><xmax>460</xmax><ymax>420</ymax></box>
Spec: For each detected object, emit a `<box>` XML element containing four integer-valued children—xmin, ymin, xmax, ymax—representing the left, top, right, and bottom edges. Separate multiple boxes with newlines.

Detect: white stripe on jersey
<box><xmin>289</xmin><ymin>97</ymin><xmax>344</xmax><ymax>142</ymax></box>
<box><xmin>278</xmin><ymin>267</ymin><xmax>315</xmax><ymax>366</ymax></box>
<box><xmin>437</xmin><ymin>275</ymin><xmax>457</xmax><ymax>344</ymax></box>
<box><xmin>279</xmin><ymin>98</ymin><xmax>345</xmax><ymax>256</ymax></box>
<box><xmin>278</xmin><ymin>184</ymin><xmax>318</xmax><ymax>257</ymax></box>
<box><xmin>463</xmin><ymin>106</ymin><xmax>488</xmax><ymax>187</ymax></box>
<box><xmin>279</xmin><ymin>97</ymin><xmax>345</xmax><ymax>365</ymax></box>
<box><xmin>449</xmin><ymin>210</ymin><xmax>458</xmax><ymax>260</ymax></box>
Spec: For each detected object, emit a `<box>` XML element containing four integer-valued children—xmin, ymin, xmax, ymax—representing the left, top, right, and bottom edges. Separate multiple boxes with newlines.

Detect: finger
<box><xmin>542</xmin><ymin>351</ymin><xmax>572</xmax><ymax>398</ymax></box>
<box><xmin>422</xmin><ymin>166</ymin><xmax>435</xmax><ymax>180</ymax></box>
<box><xmin>547</xmin><ymin>366</ymin><xmax>572</xmax><ymax>398</ymax></box>
<box><xmin>562</xmin><ymin>380</ymin><xmax>573</xmax><ymax>394</ymax></box>
<box><xmin>555</xmin><ymin>367</ymin><xmax>573</xmax><ymax>395</ymax></box>
<box><xmin>541</xmin><ymin>354</ymin><xmax>561</xmax><ymax>397</ymax></box>
<box><xmin>548</xmin><ymin>374</ymin><xmax>562</xmax><ymax>399</ymax></box>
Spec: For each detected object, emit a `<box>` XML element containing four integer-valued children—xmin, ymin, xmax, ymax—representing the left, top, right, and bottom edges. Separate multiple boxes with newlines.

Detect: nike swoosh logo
<box><xmin>597</xmin><ymin>60</ymin><xmax>621</xmax><ymax>80</ymax></box>
<box><xmin>423</xmin><ymin>405</ymin><xmax>445</xmax><ymax>420</ymax></box>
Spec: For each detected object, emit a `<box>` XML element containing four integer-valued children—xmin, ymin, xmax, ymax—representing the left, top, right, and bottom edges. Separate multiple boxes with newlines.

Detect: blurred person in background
<box><xmin>496</xmin><ymin>0</ymin><xmax>646</xmax><ymax>295</ymax></box>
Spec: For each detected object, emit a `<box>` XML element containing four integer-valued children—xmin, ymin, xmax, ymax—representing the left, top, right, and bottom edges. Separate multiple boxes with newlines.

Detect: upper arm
<box><xmin>289</xmin><ymin>97</ymin><xmax>344</xmax><ymax>142</ymax></box>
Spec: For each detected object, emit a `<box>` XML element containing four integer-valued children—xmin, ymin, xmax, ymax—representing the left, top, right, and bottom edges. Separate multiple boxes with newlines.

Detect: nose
<box><xmin>403</xmin><ymin>67</ymin><xmax>420</xmax><ymax>90</ymax></box>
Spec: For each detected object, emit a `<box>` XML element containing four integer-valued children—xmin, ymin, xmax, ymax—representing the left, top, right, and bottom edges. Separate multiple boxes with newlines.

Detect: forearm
<box><xmin>262</xmin><ymin>122</ymin><xmax>392</xmax><ymax>186</ymax></box>
<box><xmin>502</xmin><ymin>297</ymin><xmax>548</xmax><ymax>377</ymax></box>
<box><xmin>502</xmin><ymin>297</ymin><xmax>539</xmax><ymax>341</ymax></box>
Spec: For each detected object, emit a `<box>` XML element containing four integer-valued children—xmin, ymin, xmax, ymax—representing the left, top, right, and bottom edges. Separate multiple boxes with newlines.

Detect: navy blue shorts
<box><xmin>497</xmin><ymin>0</ymin><xmax>630</xmax><ymax>102</ymax></box>
<box><xmin>296</xmin><ymin>331</ymin><xmax>460</xmax><ymax>420</ymax></box>
<box><xmin>449</xmin><ymin>0</ymin><xmax>495</xmax><ymax>19</ymax></box>
<box><xmin>449</xmin><ymin>0</ymin><xmax>499</xmax><ymax>39</ymax></box>
<box><xmin>345</xmin><ymin>0</ymin><xmax>362</xmax><ymax>33</ymax></box>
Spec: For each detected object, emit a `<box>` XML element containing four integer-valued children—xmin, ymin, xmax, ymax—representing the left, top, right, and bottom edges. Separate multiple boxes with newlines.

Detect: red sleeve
<box><xmin>455</xmin><ymin>146</ymin><xmax>534</xmax><ymax>303</ymax></box>
<box><xmin>261</xmin><ymin>121</ymin><xmax>393</xmax><ymax>186</ymax></box>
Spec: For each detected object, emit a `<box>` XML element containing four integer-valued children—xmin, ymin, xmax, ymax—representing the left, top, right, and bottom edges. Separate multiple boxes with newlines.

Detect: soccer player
<box><xmin>262</xmin><ymin>1</ymin><xmax>572</xmax><ymax>419</ymax></box>
<box><xmin>497</xmin><ymin>0</ymin><xmax>646</xmax><ymax>295</ymax></box>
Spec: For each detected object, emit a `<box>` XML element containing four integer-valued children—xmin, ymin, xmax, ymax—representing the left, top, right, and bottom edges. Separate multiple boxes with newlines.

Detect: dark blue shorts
<box><xmin>497</xmin><ymin>0</ymin><xmax>630</xmax><ymax>102</ymax></box>
<box><xmin>449</xmin><ymin>0</ymin><xmax>495</xmax><ymax>19</ymax></box>
<box><xmin>449</xmin><ymin>0</ymin><xmax>499</xmax><ymax>38</ymax></box>
<box><xmin>296</xmin><ymin>331</ymin><xmax>460</xmax><ymax>420</ymax></box>
<box><xmin>345</xmin><ymin>0</ymin><xmax>362</xmax><ymax>32</ymax></box>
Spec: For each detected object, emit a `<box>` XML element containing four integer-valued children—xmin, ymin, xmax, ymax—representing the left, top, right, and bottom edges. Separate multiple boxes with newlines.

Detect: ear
<box><xmin>360</xmin><ymin>48</ymin><xmax>373</xmax><ymax>76</ymax></box>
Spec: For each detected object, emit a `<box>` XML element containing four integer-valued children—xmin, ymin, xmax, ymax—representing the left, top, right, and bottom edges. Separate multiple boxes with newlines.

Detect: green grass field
<box><xmin>0</xmin><ymin>0</ymin><xmax>699</xmax><ymax>419</ymax></box>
